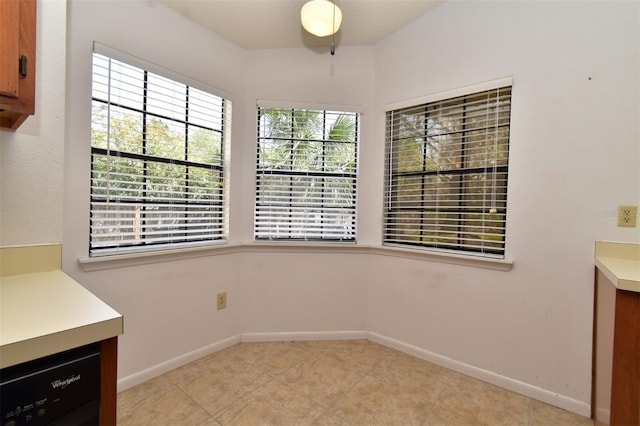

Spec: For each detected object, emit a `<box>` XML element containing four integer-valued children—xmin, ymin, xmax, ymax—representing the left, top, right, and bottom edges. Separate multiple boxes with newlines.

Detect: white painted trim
<box><xmin>255</xmin><ymin>99</ymin><xmax>365</xmax><ymax>114</ymax></box>
<box><xmin>366</xmin><ymin>332</ymin><xmax>591</xmax><ymax>418</ymax></box>
<box><xmin>79</xmin><ymin>243</ymin><xmax>243</xmax><ymax>272</ymax></box>
<box><xmin>384</xmin><ymin>76</ymin><xmax>513</xmax><ymax>111</ymax></box>
<box><xmin>240</xmin><ymin>330</ymin><xmax>368</xmax><ymax>342</ymax></box>
<box><xmin>371</xmin><ymin>245</ymin><xmax>513</xmax><ymax>271</ymax></box>
<box><xmin>80</xmin><ymin>243</ymin><xmax>512</xmax><ymax>272</ymax></box>
<box><xmin>116</xmin><ymin>334</ymin><xmax>240</xmax><ymax>392</ymax></box>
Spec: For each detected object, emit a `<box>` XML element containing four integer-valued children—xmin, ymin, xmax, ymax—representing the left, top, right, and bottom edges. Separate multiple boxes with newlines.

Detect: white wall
<box><xmin>62</xmin><ymin>0</ymin><xmax>375</xmax><ymax>379</ymax></box>
<box><xmin>63</xmin><ymin>0</ymin><xmax>248</xmax><ymax>378</ymax></box>
<box><xmin>238</xmin><ymin>46</ymin><xmax>375</xmax><ymax>334</ymax></box>
<box><xmin>239</xmin><ymin>251</ymin><xmax>368</xmax><ymax>333</ymax></box>
<box><xmin>369</xmin><ymin>0</ymin><xmax>639</xmax><ymax>412</ymax></box>
<box><xmin>2</xmin><ymin>0</ymin><xmax>638</xmax><ymax>415</ymax></box>
<box><xmin>0</xmin><ymin>0</ymin><xmax>67</xmax><ymax>246</ymax></box>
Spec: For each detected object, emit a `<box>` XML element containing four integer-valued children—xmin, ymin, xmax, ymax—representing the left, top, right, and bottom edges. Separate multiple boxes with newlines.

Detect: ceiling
<box><xmin>159</xmin><ymin>0</ymin><xmax>442</xmax><ymax>50</ymax></box>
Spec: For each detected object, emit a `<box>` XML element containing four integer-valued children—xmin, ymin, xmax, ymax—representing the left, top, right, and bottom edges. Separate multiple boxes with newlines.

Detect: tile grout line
<box><xmin>419</xmin><ymin>400</ymin><xmax>438</xmax><ymax>426</ymax></box>
<box><xmin>272</xmin><ymin>345</ymin><xmax>358</xmax><ymax>422</ymax></box>
<box><xmin>323</xmin><ymin>345</ymin><xmax>410</xmax><ymax>425</ymax></box>
<box><xmin>420</xmin><ymin>367</ymin><xmax>457</xmax><ymax>426</ymax></box>
<box><xmin>169</xmin><ymin>349</ymin><xmax>277</xmax><ymax>424</ymax></box>
<box><xmin>327</xmin><ymin>365</ymin><xmax>370</xmax><ymax>422</ymax></box>
<box><xmin>174</xmin><ymin>382</ymin><xmax>222</xmax><ymax>426</ymax></box>
<box><xmin>210</xmin><ymin>342</ymin><xmax>329</xmax><ymax>424</ymax></box>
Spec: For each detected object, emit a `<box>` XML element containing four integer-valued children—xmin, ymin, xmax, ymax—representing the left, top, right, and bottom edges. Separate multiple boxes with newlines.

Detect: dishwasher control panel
<box><xmin>1</xmin><ymin>343</ymin><xmax>101</xmax><ymax>426</ymax></box>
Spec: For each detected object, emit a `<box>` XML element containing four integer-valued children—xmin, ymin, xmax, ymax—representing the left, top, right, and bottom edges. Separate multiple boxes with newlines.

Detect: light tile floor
<box><xmin>117</xmin><ymin>340</ymin><xmax>596</xmax><ymax>426</ymax></box>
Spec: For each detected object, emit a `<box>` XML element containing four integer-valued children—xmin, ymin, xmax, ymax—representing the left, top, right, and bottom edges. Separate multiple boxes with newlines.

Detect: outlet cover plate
<box><xmin>217</xmin><ymin>292</ymin><xmax>227</xmax><ymax>310</ymax></box>
<box><xmin>618</xmin><ymin>205</ymin><xmax>638</xmax><ymax>228</ymax></box>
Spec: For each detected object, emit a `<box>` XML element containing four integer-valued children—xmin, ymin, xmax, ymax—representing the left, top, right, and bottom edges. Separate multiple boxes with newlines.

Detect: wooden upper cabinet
<box><xmin>0</xmin><ymin>0</ymin><xmax>36</xmax><ymax>130</ymax></box>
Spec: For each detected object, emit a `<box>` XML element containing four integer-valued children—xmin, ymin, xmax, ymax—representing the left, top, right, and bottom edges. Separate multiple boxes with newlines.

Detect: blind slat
<box><xmin>89</xmin><ymin>51</ymin><xmax>229</xmax><ymax>256</ymax></box>
<box><xmin>255</xmin><ymin>107</ymin><xmax>359</xmax><ymax>241</ymax></box>
<box><xmin>383</xmin><ymin>85</ymin><xmax>512</xmax><ymax>257</ymax></box>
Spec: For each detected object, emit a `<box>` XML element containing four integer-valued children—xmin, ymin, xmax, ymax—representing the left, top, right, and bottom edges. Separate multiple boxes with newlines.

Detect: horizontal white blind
<box><xmin>255</xmin><ymin>107</ymin><xmax>359</xmax><ymax>241</ymax></box>
<box><xmin>384</xmin><ymin>86</ymin><xmax>512</xmax><ymax>257</ymax></box>
<box><xmin>90</xmin><ymin>52</ymin><xmax>228</xmax><ymax>256</ymax></box>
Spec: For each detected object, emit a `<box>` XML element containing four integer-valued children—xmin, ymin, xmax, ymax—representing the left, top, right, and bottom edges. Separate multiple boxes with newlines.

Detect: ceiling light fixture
<box><xmin>301</xmin><ymin>0</ymin><xmax>342</xmax><ymax>55</ymax></box>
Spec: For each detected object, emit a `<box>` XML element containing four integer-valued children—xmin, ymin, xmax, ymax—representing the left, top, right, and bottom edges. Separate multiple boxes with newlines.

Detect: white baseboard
<box><xmin>240</xmin><ymin>330</ymin><xmax>368</xmax><ymax>342</ymax></box>
<box><xmin>116</xmin><ymin>331</ymin><xmax>363</xmax><ymax>392</ymax></box>
<box><xmin>117</xmin><ymin>330</ymin><xmax>591</xmax><ymax>418</ymax></box>
<box><xmin>366</xmin><ymin>332</ymin><xmax>591</xmax><ymax>417</ymax></box>
<box><xmin>117</xmin><ymin>334</ymin><xmax>240</xmax><ymax>392</ymax></box>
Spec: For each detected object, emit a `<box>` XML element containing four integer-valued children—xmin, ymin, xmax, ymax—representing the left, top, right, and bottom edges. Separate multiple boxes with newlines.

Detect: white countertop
<box><xmin>595</xmin><ymin>241</ymin><xmax>640</xmax><ymax>293</ymax></box>
<box><xmin>0</xmin><ymin>245</ymin><xmax>123</xmax><ymax>368</ymax></box>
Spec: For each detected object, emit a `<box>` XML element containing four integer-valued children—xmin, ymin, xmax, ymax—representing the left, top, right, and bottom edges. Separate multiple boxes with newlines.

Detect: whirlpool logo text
<box><xmin>51</xmin><ymin>374</ymin><xmax>81</xmax><ymax>389</ymax></box>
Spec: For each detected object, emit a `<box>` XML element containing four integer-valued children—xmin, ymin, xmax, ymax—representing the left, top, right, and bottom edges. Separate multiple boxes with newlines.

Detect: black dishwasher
<box><xmin>0</xmin><ymin>343</ymin><xmax>101</xmax><ymax>426</ymax></box>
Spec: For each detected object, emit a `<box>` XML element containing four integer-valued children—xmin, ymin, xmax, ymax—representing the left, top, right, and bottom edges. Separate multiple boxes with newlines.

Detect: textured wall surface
<box><xmin>0</xmin><ymin>0</ymin><xmax>67</xmax><ymax>246</ymax></box>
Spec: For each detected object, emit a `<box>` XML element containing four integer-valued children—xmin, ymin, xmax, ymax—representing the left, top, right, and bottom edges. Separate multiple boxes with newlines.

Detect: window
<box><xmin>89</xmin><ymin>48</ymin><xmax>229</xmax><ymax>256</ymax></box>
<box><xmin>255</xmin><ymin>106</ymin><xmax>359</xmax><ymax>241</ymax></box>
<box><xmin>383</xmin><ymin>82</ymin><xmax>512</xmax><ymax>257</ymax></box>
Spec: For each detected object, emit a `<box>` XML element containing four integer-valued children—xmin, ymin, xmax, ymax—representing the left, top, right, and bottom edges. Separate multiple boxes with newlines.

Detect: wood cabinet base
<box><xmin>100</xmin><ymin>337</ymin><xmax>118</xmax><ymax>426</ymax></box>
<box><xmin>594</xmin><ymin>268</ymin><xmax>640</xmax><ymax>426</ymax></box>
<box><xmin>610</xmin><ymin>288</ymin><xmax>640</xmax><ymax>426</ymax></box>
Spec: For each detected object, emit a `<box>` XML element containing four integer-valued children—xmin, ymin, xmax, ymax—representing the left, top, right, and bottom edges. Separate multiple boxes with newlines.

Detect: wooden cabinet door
<box><xmin>0</xmin><ymin>0</ymin><xmax>20</xmax><ymax>98</ymax></box>
<box><xmin>0</xmin><ymin>0</ymin><xmax>36</xmax><ymax>130</ymax></box>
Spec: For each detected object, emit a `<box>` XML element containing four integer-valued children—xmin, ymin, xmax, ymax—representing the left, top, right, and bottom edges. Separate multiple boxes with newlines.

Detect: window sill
<box><xmin>78</xmin><ymin>242</ymin><xmax>513</xmax><ymax>272</ymax></box>
<box><xmin>370</xmin><ymin>245</ymin><xmax>514</xmax><ymax>271</ymax></box>
<box><xmin>78</xmin><ymin>243</ymin><xmax>243</xmax><ymax>272</ymax></box>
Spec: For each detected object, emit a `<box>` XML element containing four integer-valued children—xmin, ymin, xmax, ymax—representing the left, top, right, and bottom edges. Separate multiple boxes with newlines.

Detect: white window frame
<box><xmin>89</xmin><ymin>43</ymin><xmax>231</xmax><ymax>257</ymax></box>
<box><xmin>254</xmin><ymin>103</ymin><xmax>360</xmax><ymax>242</ymax></box>
<box><xmin>383</xmin><ymin>77</ymin><xmax>513</xmax><ymax>258</ymax></box>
